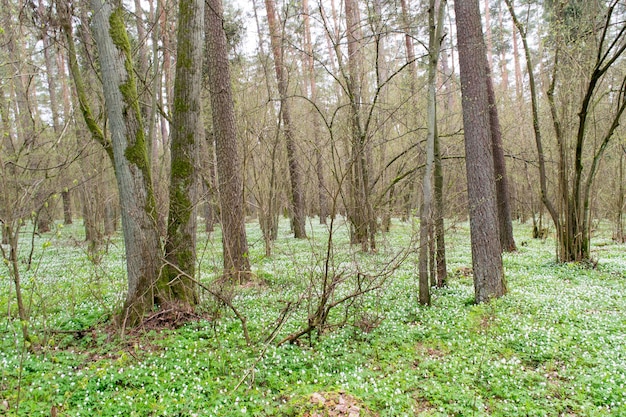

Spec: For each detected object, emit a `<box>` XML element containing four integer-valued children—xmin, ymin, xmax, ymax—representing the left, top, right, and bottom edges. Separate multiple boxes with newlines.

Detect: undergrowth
<box><xmin>1</xmin><ymin>218</ymin><xmax>625</xmax><ymax>416</ymax></box>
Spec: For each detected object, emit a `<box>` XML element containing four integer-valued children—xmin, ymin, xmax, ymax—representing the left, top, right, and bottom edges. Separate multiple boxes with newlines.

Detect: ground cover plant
<box><xmin>1</xmin><ymin>218</ymin><xmax>625</xmax><ymax>416</ymax></box>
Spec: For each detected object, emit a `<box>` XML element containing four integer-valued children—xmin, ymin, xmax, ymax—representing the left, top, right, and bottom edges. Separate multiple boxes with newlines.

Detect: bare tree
<box><xmin>264</xmin><ymin>0</ymin><xmax>307</xmax><ymax>239</ymax></box>
<box><xmin>302</xmin><ymin>0</ymin><xmax>328</xmax><ymax>225</ymax></box>
<box><xmin>506</xmin><ymin>0</ymin><xmax>626</xmax><ymax>262</ymax></box>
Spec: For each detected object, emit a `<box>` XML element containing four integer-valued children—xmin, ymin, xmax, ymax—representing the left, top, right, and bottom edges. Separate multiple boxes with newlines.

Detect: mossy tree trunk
<box><xmin>90</xmin><ymin>0</ymin><xmax>162</xmax><ymax>324</ymax></box>
<box><xmin>161</xmin><ymin>0</ymin><xmax>204</xmax><ymax>305</ymax></box>
<box><xmin>205</xmin><ymin>0</ymin><xmax>251</xmax><ymax>281</ymax></box>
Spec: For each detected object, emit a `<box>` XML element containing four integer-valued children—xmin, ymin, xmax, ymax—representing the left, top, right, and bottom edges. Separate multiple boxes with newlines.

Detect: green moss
<box><xmin>174</xmin><ymin>0</ymin><xmax>193</xmax><ymax>70</ymax></box>
<box><xmin>108</xmin><ymin>8</ymin><xmax>131</xmax><ymax>61</ymax></box>
<box><xmin>108</xmin><ymin>6</ymin><xmax>156</xmax><ymax>217</ymax></box>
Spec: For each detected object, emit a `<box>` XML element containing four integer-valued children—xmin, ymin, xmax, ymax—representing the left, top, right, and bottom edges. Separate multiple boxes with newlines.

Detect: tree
<box><xmin>264</xmin><ymin>0</ymin><xmax>307</xmax><ymax>239</ymax></box>
<box><xmin>454</xmin><ymin>0</ymin><xmax>506</xmax><ymax>303</ymax></box>
<box><xmin>345</xmin><ymin>0</ymin><xmax>376</xmax><ymax>252</ymax></box>
<box><xmin>162</xmin><ymin>0</ymin><xmax>204</xmax><ymax>304</ymax></box>
<box><xmin>206</xmin><ymin>0</ymin><xmax>251</xmax><ymax>281</ymax></box>
<box><xmin>87</xmin><ymin>0</ymin><xmax>162</xmax><ymax>324</ymax></box>
<box><xmin>302</xmin><ymin>0</ymin><xmax>328</xmax><ymax>225</ymax></box>
<box><xmin>486</xmin><ymin>61</ymin><xmax>517</xmax><ymax>253</ymax></box>
<box><xmin>505</xmin><ymin>0</ymin><xmax>626</xmax><ymax>262</ymax></box>
<box><xmin>418</xmin><ymin>0</ymin><xmax>447</xmax><ymax>305</ymax></box>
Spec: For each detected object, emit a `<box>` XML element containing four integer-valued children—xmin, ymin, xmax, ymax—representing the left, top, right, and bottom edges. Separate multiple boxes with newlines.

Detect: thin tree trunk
<box><xmin>505</xmin><ymin>0</ymin><xmax>560</xmax><ymax>238</ymax></box>
<box><xmin>433</xmin><ymin>134</ymin><xmax>446</xmax><ymax>286</ymax></box>
<box><xmin>302</xmin><ymin>0</ymin><xmax>328</xmax><ymax>225</ymax></box>
<box><xmin>512</xmin><ymin>19</ymin><xmax>523</xmax><ymax>100</ymax></box>
<box><xmin>372</xmin><ymin>0</ymin><xmax>391</xmax><ymax>233</ymax></box>
<box><xmin>617</xmin><ymin>146</ymin><xmax>625</xmax><ymax>242</ymax></box>
<box><xmin>498</xmin><ymin>6</ymin><xmax>509</xmax><ymax>88</ymax></box>
<box><xmin>484</xmin><ymin>0</ymin><xmax>493</xmax><ymax>68</ymax></box>
<box><xmin>264</xmin><ymin>0</ymin><xmax>307</xmax><ymax>239</ymax></box>
<box><xmin>419</xmin><ymin>0</ymin><xmax>446</xmax><ymax>306</ymax></box>
<box><xmin>206</xmin><ymin>0</ymin><xmax>251</xmax><ymax>281</ymax></box>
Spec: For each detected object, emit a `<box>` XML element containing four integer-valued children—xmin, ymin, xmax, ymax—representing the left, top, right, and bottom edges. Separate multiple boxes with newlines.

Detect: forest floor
<box><xmin>1</xmin><ymin>217</ymin><xmax>625</xmax><ymax>416</ymax></box>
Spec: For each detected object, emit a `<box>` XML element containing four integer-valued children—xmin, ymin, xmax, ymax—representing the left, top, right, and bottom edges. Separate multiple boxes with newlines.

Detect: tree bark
<box><xmin>433</xmin><ymin>132</ymin><xmax>447</xmax><ymax>286</ymax></box>
<box><xmin>454</xmin><ymin>0</ymin><xmax>506</xmax><ymax>303</ymax></box>
<box><xmin>162</xmin><ymin>0</ymin><xmax>204</xmax><ymax>305</ymax></box>
<box><xmin>512</xmin><ymin>20</ymin><xmax>522</xmax><ymax>99</ymax></box>
<box><xmin>90</xmin><ymin>0</ymin><xmax>162</xmax><ymax>324</ymax></box>
<box><xmin>302</xmin><ymin>0</ymin><xmax>328</xmax><ymax>225</ymax></box>
<box><xmin>345</xmin><ymin>0</ymin><xmax>376</xmax><ymax>252</ymax></box>
<box><xmin>486</xmin><ymin>66</ymin><xmax>516</xmax><ymax>252</ymax></box>
<box><xmin>264</xmin><ymin>0</ymin><xmax>307</xmax><ymax>239</ymax></box>
<box><xmin>419</xmin><ymin>0</ymin><xmax>446</xmax><ymax>306</ymax></box>
<box><xmin>205</xmin><ymin>0</ymin><xmax>251</xmax><ymax>281</ymax></box>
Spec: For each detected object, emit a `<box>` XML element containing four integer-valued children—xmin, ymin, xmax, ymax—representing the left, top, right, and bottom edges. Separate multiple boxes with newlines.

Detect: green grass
<box><xmin>1</xmin><ymin>217</ymin><xmax>625</xmax><ymax>416</ymax></box>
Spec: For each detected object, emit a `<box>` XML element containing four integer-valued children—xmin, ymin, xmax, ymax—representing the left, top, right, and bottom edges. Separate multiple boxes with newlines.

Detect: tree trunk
<box><xmin>62</xmin><ymin>191</ymin><xmax>73</xmax><ymax>225</ymax></box>
<box><xmin>90</xmin><ymin>0</ymin><xmax>162</xmax><ymax>324</ymax></box>
<box><xmin>616</xmin><ymin>147</ymin><xmax>625</xmax><ymax>242</ymax></box>
<box><xmin>433</xmin><ymin>134</ymin><xmax>447</xmax><ymax>287</ymax></box>
<box><xmin>205</xmin><ymin>0</ymin><xmax>251</xmax><ymax>281</ymax></box>
<box><xmin>161</xmin><ymin>0</ymin><xmax>204</xmax><ymax>305</ymax></box>
<box><xmin>486</xmin><ymin>65</ymin><xmax>516</xmax><ymax>252</ymax></box>
<box><xmin>264</xmin><ymin>0</ymin><xmax>307</xmax><ymax>239</ymax></box>
<box><xmin>419</xmin><ymin>0</ymin><xmax>446</xmax><ymax>306</ymax></box>
<box><xmin>345</xmin><ymin>0</ymin><xmax>376</xmax><ymax>252</ymax></box>
<box><xmin>302</xmin><ymin>0</ymin><xmax>328</xmax><ymax>225</ymax></box>
<box><xmin>484</xmin><ymin>0</ymin><xmax>493</xmax><ymax>68</ymax></box>
<box><xmin>512</xmin><ymin>20</ymin><xmax>523</xmax><ymax>100</ymax></box>
<box><xmin>454</xmin><ymin>0</ymin><xmax>506</xmax><ymax>303</ymax></box>
<box><xmin>371</xmin><ymin>0</ymin><xmax>391</xmax><ymax>234</ymax></box>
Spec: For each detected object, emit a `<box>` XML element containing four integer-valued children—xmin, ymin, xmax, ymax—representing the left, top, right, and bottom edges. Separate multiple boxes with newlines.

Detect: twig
<box><xmin>160</xmin><ymin>258</ymin><xmax>251</xmax><ymax>345</ymax></box>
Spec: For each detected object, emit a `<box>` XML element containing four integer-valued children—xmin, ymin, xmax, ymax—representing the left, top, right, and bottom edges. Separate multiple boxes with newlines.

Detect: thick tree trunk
<box><xmin>91</xmin><ymin>0</ymin><xmax>162</xmax><ymax>324</ymax></box>
<box><xmin>161</xmin><ymin>0</ymin><xmax>204</xmax><ymax>305</ymax></box>
<box><xmin>455</xmin><ymin>0</ymin><xmax>506</xmax><ymax>303</ymax></box>
<box><xmin>264</xmin><ymin>0</ymin><xmax>307</xmax><ymax>239</ymax></box>
<box><xmin>205</xmin><ymin>0</ymin><xmax>251</xmax><ymax>281</ymax></box>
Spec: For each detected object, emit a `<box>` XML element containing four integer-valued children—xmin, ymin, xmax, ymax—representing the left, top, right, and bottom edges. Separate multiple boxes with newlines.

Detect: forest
<box><xmin>1</xmin><ymin>0</ymin><xmax>625</xmax><ymax>415</ymax></box>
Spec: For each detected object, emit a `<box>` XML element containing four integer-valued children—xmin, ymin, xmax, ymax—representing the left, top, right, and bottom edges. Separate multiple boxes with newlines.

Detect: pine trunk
<box><xmin>455</xmin><ymin>0</ymin><xmax>506</xmax><ymax>303</ymax></box>
<box><xmin>206</xmin><ymin>0</ymin><xmax>251</xmax><ymax>281</ymax></box>
<box><xmin>486</xmin><ymin>67</ymin><xmax>516</xmax><ymax>252</ymax></box>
